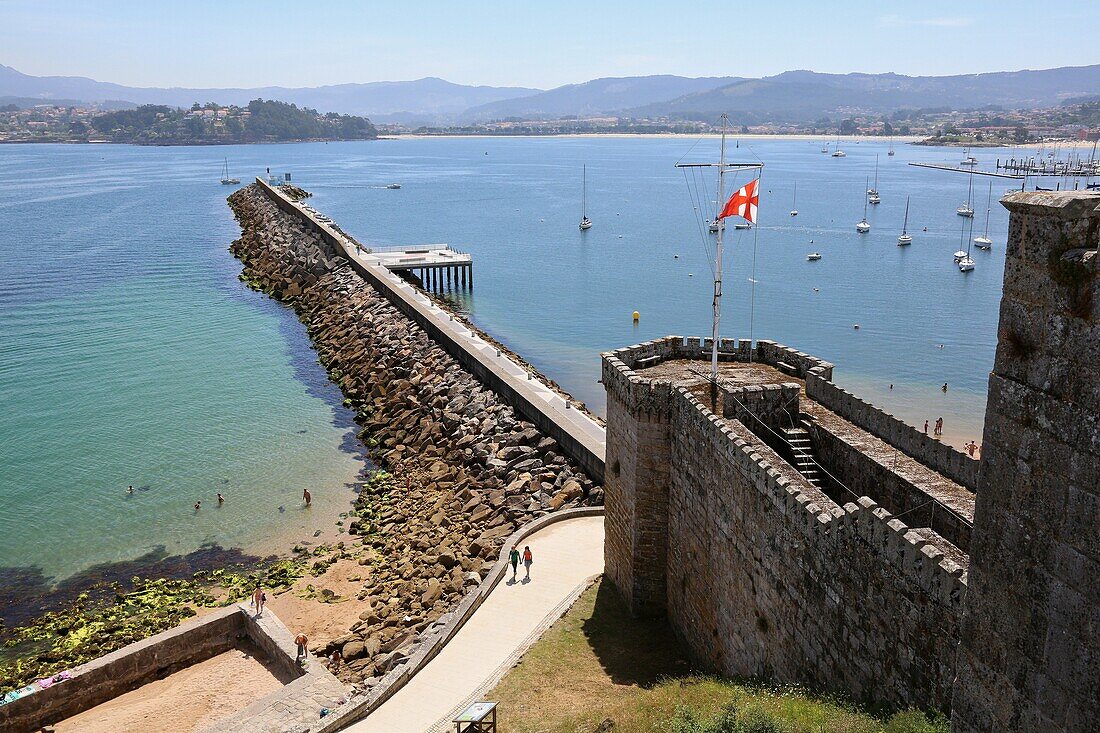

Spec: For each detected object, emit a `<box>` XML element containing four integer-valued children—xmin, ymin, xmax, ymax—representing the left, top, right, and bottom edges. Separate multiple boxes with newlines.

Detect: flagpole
<box><xmin>712</xmin><ymin>113</ymin><xmax>728</xmax><ymax>384</ymax></box>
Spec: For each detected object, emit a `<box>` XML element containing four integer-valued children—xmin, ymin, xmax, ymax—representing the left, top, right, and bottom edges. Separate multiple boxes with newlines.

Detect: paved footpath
<box><xmin>345</xmin><ymin>515</ymin><xmax>605</xmax><ymax>733</ymax></box>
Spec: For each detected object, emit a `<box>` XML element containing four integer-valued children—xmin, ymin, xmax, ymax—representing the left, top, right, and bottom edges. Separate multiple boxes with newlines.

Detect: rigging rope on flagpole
<box><xmin>748</xmin><ymin>167</ymin><xmax>762</xmax><ymax>360</ymax></box>
<box><xmin>682</xmin><ymin>166</ymin><xmax>712</xmax><ymax>266</ymax></box>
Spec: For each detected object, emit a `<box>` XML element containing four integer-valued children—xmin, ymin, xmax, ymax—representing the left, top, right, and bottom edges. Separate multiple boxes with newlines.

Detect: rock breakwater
<box><xmin>227</xmin><ymin>184</ymin><xmax>601</xmax><ymax>686</ymax></box>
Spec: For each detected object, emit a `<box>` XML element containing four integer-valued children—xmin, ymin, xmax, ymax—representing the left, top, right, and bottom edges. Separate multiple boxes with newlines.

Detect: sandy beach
<box><xmin>54</xmin><ymin>644</ymin><xmax>289</xmax><ymax>733</ymax></box>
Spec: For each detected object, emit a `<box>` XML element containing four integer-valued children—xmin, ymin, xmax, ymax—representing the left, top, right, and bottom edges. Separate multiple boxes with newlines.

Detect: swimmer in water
<box><xmin>217</xmin><ymin>492</ymin><xmax>224</xmax><ymax>505</ymax></box>
<box><xmin>194</xmin><ymin>500</ymin><xmax>201</xmax><ymax>511</ymax></box>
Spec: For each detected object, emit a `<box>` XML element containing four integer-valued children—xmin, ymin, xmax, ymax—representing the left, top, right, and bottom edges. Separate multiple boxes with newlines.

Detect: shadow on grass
<box><xmin>581</xmin><ymin>580</ymin><xmax>692</xmax><ymax>687</ymax></box>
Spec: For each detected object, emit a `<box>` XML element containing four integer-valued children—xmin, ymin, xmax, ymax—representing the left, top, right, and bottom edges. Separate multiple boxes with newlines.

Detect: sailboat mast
<box><xmin>582</xmin><ymin>165</ymin><xmax>587</xmax><ymax>220</ymax></box>
<box><xmin>903</xmin><ymin>196</ymin><xmax>909</xmax><ymax>234</ymax></box>
<box><xmin>983</xmin><ymin>181</ymin><xmax>992</xmax><ymax>237</ymax></box>
<box><xmin>711</xmin><ymin>114</ymin><xmax>728</xmax><ymax>383</ymax></box>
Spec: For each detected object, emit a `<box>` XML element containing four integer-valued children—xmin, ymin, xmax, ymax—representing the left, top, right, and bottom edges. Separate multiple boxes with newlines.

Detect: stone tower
<box><xmin>952</xmin><ymin>191</ymin><xmax>1100</xmax><ymax>732</ymax></box>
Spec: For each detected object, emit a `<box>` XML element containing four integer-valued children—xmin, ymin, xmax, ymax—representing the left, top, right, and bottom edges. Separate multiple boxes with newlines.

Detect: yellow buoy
<box><xmin>632</xmin><ymin>311</ymin><xmax>640</xmax><ymax>322</ymax></box>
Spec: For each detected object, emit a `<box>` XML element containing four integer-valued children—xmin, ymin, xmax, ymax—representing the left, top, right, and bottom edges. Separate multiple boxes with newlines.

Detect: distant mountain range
<box><xmin>0</xmin><ymin>65</ymin><xmax>537</xmax><ymax>120</ymax></box>
<box><xmin>626</xmin><ymin>67</ymin><xmax>1100</xmax><ymax>123</ymax></box>
<box><xmin>460</xmin><ymin>75</ymin><xmax>742</xmax><ymax>121</ymax></box>
<box><xmin>3</xmin><ymin>63</ymin><xmax>1099</xmax><ymax>126</ymax></box>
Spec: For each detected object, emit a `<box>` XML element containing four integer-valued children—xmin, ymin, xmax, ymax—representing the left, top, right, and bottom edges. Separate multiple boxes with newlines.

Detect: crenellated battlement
<box><xmin>602</xmin><ymin>340</ymin><xmax>970</xmax><ymax>712</ymax></box>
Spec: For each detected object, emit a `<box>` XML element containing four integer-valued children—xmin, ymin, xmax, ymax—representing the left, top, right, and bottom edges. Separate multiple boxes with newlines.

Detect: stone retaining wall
<box><xmin>0</xmin><ymin>607</ymin><xmax>242</xmax><ymax>732</ymax></box>
<box><xmin>0</xmin><ymin>605</ymin><xmax>349</xmax><ymax>733</ymax></box>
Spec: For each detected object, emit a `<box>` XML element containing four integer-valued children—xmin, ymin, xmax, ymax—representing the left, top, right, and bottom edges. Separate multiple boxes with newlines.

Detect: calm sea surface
<box><xmin>1</xmin><ymin>136</ymin><xmax>1043</xmax><ymax>581</ymax></box>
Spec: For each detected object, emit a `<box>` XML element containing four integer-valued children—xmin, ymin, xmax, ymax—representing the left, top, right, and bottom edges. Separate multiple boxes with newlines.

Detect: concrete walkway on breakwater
<box><xmin>343</xmin><ymin>515</ymin><xmax>604</xmax><ymax>733</ymax></box>
<box><xmin>255</xmin><ymin>178</ymin><xmax>606</xmax><ymax>483</ymax></box>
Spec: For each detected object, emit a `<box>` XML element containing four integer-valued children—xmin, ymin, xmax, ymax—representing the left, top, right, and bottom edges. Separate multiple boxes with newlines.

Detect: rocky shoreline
<box><xmin>227</xmin><ymin>183</ymin><xmax>601</xmax><ymax>687</ymax></box>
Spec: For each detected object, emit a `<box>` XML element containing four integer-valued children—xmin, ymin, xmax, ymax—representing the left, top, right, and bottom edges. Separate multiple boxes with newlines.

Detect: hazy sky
<box><xmin>2</xmin><ymin>0</ymin><xmax>1098</xmax><ymax>89</ymax></box>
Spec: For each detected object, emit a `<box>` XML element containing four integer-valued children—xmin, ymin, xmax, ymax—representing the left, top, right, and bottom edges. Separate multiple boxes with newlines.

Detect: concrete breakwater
<box><xmin>227</xmin><ymin>184</ymin><xmax>601</xmax><ymax>686</ymax></box>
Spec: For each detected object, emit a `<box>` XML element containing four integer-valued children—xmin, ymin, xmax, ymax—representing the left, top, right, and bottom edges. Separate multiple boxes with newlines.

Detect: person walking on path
<box><xmin>303</xmin><ymin>488</ymin><xmax>312</xmax><ymax>507</ymax></box>
<box><xmin>295</xmin><ymin>633</ymin><xmax>309</xmax><ymax>665</ymax></box>
<box><xmin>252</xmin><ymin>585</ymin><xmax>266</xmax><ymax>616</ymax></box>
<box><xmin>509</xmin><ymin>545</ymin><xmax>520</xmax><ymax>581</ymax></box>
<box><xmin>522</xmin><ymin>545</ymin><xmax>533</xmax><ymax>581</ymax></box>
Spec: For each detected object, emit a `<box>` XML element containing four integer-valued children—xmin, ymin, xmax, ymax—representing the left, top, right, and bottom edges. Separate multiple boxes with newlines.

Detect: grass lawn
<box><xmin>487</xmin><ymin>579</ymin><xmax>949</xmax><ymax>733</ymax></box>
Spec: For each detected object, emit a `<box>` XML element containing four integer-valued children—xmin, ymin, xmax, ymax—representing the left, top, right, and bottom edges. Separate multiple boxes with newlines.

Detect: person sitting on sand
<box><xmin>329</xmin><ymin>650</ymin><xmax>342</xmax><ymax>670</ymax></box>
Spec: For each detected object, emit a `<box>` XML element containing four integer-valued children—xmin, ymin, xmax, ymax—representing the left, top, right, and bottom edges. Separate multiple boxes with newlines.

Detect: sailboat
<box><xmin>220</xmin><ymin>158</ymin><xmax>240</xmax><ymax>185</ymax></box>
<box><xmin>957</xmin><ymin>169</ymin><xmax>975</xmax><ymax>217</ymax></box>
<box><xmin>961</xmin><ymin>147</ymin><xmax>978</xmax><ymax>166</ymax></box>
<box><xmin>579</xmin><ymin>165</ymin><xmax>592</xmax><ymax>230</ymax></box>
<box><xmin>955</xmin><ymin>214</ymin><xmax>976</xmax><ymax>271</ymax></box>
<box><xmin>832</xmin><ymin>134</ymin><xmax>846</xmax><ymax>157</ymax></box>
<box><xmin>790</xmin><ymin>182</ymin><xmax>798</xmax><ymax>216</ymax></box>
<box><xmin>897</xmin><ymin>196</ymin><xmax>912</xmax><ymax>245</ymax></box>
<box><xmin>856</xmin><ymin>178</ymin><xmax>871</xmax><ymax>233</ymax></box>
<box><xmin>868</xmin><ymin>154</ymin><xmax>881</xmax><ymax>204</ymax></box>
<box><xmin>974</xmin><ymin>181</ymin><xmax>993</xmax><ymax>249</ymax></box>
<box><xmin>820</xmin><ymin>139</ymin><xmax>830</xmax><ymax>153</ymax></box>
<box><xmin>888</xmin><ymin>137</ymin><xmax>896</xmax><ymax>157</ymax></box>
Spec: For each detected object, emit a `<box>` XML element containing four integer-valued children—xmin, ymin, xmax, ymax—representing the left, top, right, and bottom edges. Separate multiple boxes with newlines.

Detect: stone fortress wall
<box><xmin>602</xmin><ymin>336</ymin><xmax>968</xmax><ymax>713</ymax></box>
<box><xmin>951</xmin><ymin>192</ymin><xmax>1100</xmax><ymax>733</ymax></box>
<box><xmin>602</xmin><ymin>190</ymin><xmax>1100</xmax><ymax>731</ymax></box>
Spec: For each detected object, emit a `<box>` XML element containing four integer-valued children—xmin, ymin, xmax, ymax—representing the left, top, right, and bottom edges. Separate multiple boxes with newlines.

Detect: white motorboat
<box><xmin>831</xmin><ymin>135</ymin><xmax>846</xmax><ymax>157</ymax></box>
<box><xmin>708</xmin><ymin>219</ymin><xmax>722</xmax><ymax>233</ymax></box>
<box><xmin>807</xmin><ymin>252</ymin><xmax>822</xmax><ymax>261</ymax></box>
<box><xmin>579</xmin><ymin>165</ymin><xmax>592</xmax><ymax>230</ymax></box>
<box><xmin>897</xmin><ymin>196</ymin><xmax>912</xmax><ymax>245</ymax></box>
<box><xmin>386</xmin><ymin>183</ymin><xmax>401</xmax><ymax>189</ymax></box>
<box><xmin>734</xmin><ymin>222</ymin><xmax>752</xmax><ymax>230</ymax></box>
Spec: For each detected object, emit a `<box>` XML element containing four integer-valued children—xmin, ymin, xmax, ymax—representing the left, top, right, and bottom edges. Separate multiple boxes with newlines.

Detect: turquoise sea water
<box><xmin>1</xmin><ymin>136</ymin><xmax>1047</xmax><ymax>588</ymax></box>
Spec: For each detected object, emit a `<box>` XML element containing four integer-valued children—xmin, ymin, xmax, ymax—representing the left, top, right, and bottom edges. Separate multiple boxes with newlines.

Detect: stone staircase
<box><xmin>783</xmin><ymin>425</ymin><xmax>821</xmax><ymax>488</ymax></box>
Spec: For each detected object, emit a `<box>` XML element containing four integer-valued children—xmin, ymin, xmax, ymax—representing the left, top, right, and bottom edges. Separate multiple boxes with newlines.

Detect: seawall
<box><xmin>253</xmin><ymin>176</ymin><xmax>606</xmax><ymax>483</ymax></box>
<box><xmin>226</xmin><ymin>183</ymin><xmax>602</xmax><ymax>689</ymax></box>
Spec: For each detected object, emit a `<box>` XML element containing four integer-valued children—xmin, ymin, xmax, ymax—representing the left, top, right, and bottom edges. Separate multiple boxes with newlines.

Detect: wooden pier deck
<box><xmin>369</xmin><ymin>244</ymin><xmax>474</xmax><ymax>292</ymax></box>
